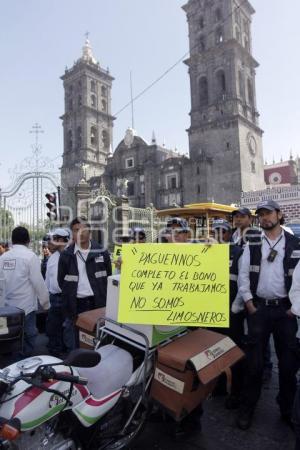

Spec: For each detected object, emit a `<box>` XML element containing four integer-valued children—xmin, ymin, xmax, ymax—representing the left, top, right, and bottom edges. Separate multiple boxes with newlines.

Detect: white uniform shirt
<box><xmin>231</xmin><ymin>256</ymin><xmax>244</xmax><ymax>313</ymax></box>
<box><xmin>74</xmin><ymin>243</ymin><xmax>94</xmax><ymax>298</ymax></box>
<box><xmin>232</xmin><ymin>229</ymin><xmax>242</xmax><ymax>246</ymax></box>
<box><xmin>0</xmin><ymin>245</ymin><xmax>49</xmax><ymax>315</ymax></box>
<box><xmin>45</xmin><ymin>251</ymin><xmax>61</xmax><ymax>294</ymax></box>
<box><xmin>289</xmin><ymin>261</ymin><xmax>300</xmax><ymax>316</ymax></box>
<box><xmin>238</xmin><ymin>230</ymin><xmax>287</xmax><ymax>302</ymax></box>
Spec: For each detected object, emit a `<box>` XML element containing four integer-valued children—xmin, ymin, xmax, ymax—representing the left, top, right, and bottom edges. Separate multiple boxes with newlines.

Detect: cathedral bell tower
<box><xmin>182</xmin><ymin>0</ymin><xmax>265</xmax><ymax>204</ymax></box>
<box><xmin>60</xmin><ymin>37</ymin><xmax>115</xmax><ymax>212</ymax></box>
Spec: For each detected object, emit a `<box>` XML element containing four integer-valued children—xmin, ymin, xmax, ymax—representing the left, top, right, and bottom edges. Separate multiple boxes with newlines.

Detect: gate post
<box><xmin>114</xmin><ymin>196</ymin><xmax>129</xmax><ymax>239</ymax></box>
<box><xmin>76</xmin><ymin>179</ymin><xmax>91</xmax><ymax>219</ymax></box>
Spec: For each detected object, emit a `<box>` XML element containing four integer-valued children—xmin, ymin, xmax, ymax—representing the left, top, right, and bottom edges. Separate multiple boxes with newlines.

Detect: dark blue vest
<box><xmin>248</xmin><ymin>231</ymin><xmax>300</xmax><ymax>297</ymax></box>
<box><xmin>230</xmin><ymin>244</ymin><xmax>243</xmax><ymax>304</ymax></box>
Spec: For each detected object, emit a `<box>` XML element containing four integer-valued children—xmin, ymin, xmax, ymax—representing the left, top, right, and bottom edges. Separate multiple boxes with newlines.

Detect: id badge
<box><xmin>267</xmin><ymin>249</ymin><xmax>278</xmax><ymax>262</ymax></box>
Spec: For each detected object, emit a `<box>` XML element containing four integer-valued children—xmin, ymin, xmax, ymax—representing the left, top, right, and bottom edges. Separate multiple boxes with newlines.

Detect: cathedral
<box><xmin>60</xmin><ymin>0</ymin><xmax>265</xmax><ymax>213</ymax></box>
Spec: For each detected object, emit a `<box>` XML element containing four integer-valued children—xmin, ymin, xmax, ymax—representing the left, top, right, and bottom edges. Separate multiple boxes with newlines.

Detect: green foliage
<box><xmin>0</xmin><ymin>208</ymin><xmax>14</xmax><ymax>241</ymax></box>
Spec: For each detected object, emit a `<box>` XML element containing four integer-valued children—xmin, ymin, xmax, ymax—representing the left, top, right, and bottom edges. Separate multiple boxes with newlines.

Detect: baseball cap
<box><xmin>232</xmin><ymin>207</ymin><xmax>251</xmax><ymax>217</ymax></box>
<box><xmin>52</xmin><ymin>228</ymin><xmax>70</xmax><ymax>240</ymax></box>
<box><xmin>42</xmin><ymin>233</ymin><xmax>52</xmax><ymax>245</ymax></box>
<box><xmin>131</xmin><ymin>227</ymin><xmax>146</xmax><ymax>239</ymax></box>
<box><xmin>255</xmin><ymin>200</ymin><xmax>281</xmax><ymax>214</ymax></box>
<box><xmin>212</xmin><ymin>219</ymin><xmax>232</xmax><ymax>231</ymax></box>
<box><xmin>166</xmin><ymin>217</ymin><xmax>190</xmax><ymax>233</ymax></box>
<box><xmin>166</xmin><ymin>217</ymin><xmax>190</xmax><ymax>231</ymax></box>
<box><xmin>119</xmin><ymin>235</ymin><xmax>132</xmax><ymax>243</ymax></box>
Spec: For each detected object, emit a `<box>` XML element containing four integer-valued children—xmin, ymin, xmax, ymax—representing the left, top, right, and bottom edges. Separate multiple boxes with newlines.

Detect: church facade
<box><xmin>60</xmin><ymin>0</ymin><xmax>265</xmax><ymax>213</ymax></box>
<box><xmin>103</xmin><ymin>128</ymin><xmax>193</xmax><ymax>209</ymax></box>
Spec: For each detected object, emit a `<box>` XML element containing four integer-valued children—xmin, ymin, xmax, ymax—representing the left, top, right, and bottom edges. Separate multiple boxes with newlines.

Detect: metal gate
<box><xmin>128</xmin><ymin>205</ymin><xmax>164</xmax><ymax>242</ymax></box>
<box><xmin>0</xmin><ymin>124</ymin><xmax>60</xmax><ymax>251</ymax></box>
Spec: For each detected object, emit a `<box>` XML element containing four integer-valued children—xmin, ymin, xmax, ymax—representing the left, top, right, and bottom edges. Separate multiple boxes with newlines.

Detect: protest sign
<box><xmin>118</xmin><ymin>243</ymin><xmax>229</xmax><ymax>327</ymax></box>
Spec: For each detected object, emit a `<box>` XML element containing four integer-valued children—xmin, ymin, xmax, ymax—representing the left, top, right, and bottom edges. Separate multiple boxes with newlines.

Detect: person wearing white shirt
<box><xmin>290</xmin><ymin>260</ymin><xmax>300</xmax><ymax>316</ymax></box>
<box><xmin>58</xmin><ymin>217</ymin><xmax>112</xmax><ymax>349</ymax></box>
<box><xmin>289</xmin><ymin>262</ymin><xmax>300</xmax><ymax>448</ymax></box>
<box><xmin>210</xmin><ymin>219</ymin><xmax>244</xmax><ymax>409</ymax></box>
<box><xmin>0</xmin><ymin>226</ymin><xmax>49</xmax><ymax>356</ymax></box>
<box><xmin>236</xmin><ymin>200</ymin><xmax>300</xmax><ymax>431</ymax></box>
<box><xmin>45</xmin><ymin>228</ymin><xmax>70</xmax><ymax>356</ymax></box>
<box><xmin>232</xmin><ymin>207</ymin><xmax>253</xmax><ymax>247</ymax></box>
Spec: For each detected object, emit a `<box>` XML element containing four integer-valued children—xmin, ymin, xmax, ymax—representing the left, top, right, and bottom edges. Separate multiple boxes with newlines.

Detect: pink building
<box><xmin>241</xmin><ymin>156</ymin><xmax>300</xmax><ymax>222</ymax></box>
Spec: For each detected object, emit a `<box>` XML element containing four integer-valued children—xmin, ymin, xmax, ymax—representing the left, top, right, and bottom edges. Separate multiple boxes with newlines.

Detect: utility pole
<box><xmin>130</xmin><ymin>71</ymin><xmax>135</xmax><ymax>130</ymax></box>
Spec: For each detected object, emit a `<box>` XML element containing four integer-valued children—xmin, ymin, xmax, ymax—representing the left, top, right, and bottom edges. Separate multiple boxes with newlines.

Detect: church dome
<box><xmin>80</xmin><ymin>36</ymin><xmax>98</xmax><ymax>65</ymax></box>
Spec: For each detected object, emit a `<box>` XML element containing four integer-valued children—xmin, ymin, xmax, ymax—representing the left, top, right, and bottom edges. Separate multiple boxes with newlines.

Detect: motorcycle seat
<box><xmin>76</xmin><ymin>344</ymin><xmax>133</xmax><ymax>398</ymax></box>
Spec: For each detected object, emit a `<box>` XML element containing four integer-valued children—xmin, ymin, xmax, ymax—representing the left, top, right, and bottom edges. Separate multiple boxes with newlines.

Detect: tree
<box><xmin>0</xmin><ymin>208</ymin><xmax>14</xmax><ymax>241</ymax></box>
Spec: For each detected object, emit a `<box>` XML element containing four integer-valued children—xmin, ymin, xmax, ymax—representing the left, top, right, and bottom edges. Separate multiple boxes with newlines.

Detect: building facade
<box><xmin>60</xmin><ymin>38</ymin><xmax>114</xmax><ymax>213</ymax></box>
<box><xmin>61</xmin><ymin>0</ymin><xmax>267</xmax><ymax>214</ymax></box>
<box><xmin>241</xmin><ymin>156</ymin><xmax>300</xmax><ymax>222</ymax></box>
<box><xmin>241</xmin><ymin>185</ymin><xmax>300</xmax><ymax>222</ymax></box>
<box><xmin>104</xmin><ymin>0</ymin><xmax>265</xmax><ymax>208</ymax></box>
<box><xmin>103</xmin><ymin>128</ymin><xmax>187</xmax><ymax>209</ymax></box>
<box><xmin>182</xmin><ymin>0</ymin><xmax>265</xmax><ymax>203</ymax></box>
<box><xmin>264</xmin><ymin>156</ymin><xmax>299</xmax><ymax>186</ymax></box>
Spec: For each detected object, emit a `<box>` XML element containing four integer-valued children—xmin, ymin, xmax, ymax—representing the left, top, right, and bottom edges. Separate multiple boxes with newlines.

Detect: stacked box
<box><xmin>76</xmin><ymin>307</ymin><xmax>106</xmax><ymax>349</ymax></box>
<box><xmin>150</xmin><ymin>328</ymin><xmax>244</xmax><ymax>420</ymax></box>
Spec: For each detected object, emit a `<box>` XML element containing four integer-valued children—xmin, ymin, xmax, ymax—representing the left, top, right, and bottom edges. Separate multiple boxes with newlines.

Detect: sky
<box><xmin>0</xmin><ymin>0</ymin><xmax>300</xmax><ymax>191</ymax></box>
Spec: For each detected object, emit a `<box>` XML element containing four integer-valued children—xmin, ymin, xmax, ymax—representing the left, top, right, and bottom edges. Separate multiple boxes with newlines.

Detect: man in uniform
<box><xmin>232</xmin><ymin>207</ymin><xmax>256</xmax><ymax>247</ymax></box>
<box><xmin>131</xmin><ymin>227</ymin><xmax>147</xmax><ymax>244</ymax></box>
<box><xmin>0</xmin><ymin>226</ymin><xmax>49</xmax><ymax>356</ymax></box>
<box><xmin>45</xmin><ymin>228</ymin><xmax>70</xmax><ymax>356</ymax></box>
<box><xmin>289</xmin><ymin>261</ymin><xmax>300</xmax><ymax>448</ymax></box>
<box><xmin>166</xmin><ymin>217</ymin><xmax>190</xmax><ymax>243</ymax></box>
<box><xmin>58</xmin><ymin>217</ymin><xmax>112</xmax><ymax>349</ymax></box>
<box><xmin>211</xmin><ymin>219</ymin><xmax>244</xmax><ymax>407</ymax></box>
<box><xmin>237</xmin><ymin>200</ymin><xmax>300</xmax><ymax>430</ymax></box>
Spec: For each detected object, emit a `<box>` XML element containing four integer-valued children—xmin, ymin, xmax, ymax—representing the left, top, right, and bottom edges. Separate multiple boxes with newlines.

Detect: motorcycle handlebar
<box><xmin>5</xmin><ymin>366</ymin><xmax>88</xmax><ymax>389</ymax></box>
<box><xmin>14</xmin><ymin>368</ymin><xmax>88</xmax><ymax>386</ymax></box>
<box><xmin>53</xmin><ymin>372</ymin><xmax>88</xmax><ymax>385</ymax></box>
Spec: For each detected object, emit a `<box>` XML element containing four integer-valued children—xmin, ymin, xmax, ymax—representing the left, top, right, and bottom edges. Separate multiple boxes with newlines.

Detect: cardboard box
<box><xmin>105</xmin><ymin>275</ymin><xmax>185</xmax><ymax>348</ymax></box>
<box><xmin>150</xmin><ymin>328</ymin><xmax>244</xmax><ymax>420</ymax></box>
<box><xmin>76</xmin><ymin>307</ymin><xmax>106</xmax><ymax>349</ymax></box>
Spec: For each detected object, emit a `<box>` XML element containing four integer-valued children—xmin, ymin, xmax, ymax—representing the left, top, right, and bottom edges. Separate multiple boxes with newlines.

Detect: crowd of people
<box><xmin>1</xmin><ymin>200</ymin><xmax>300</xmax><ymax>447</ymax></box>
<box><xmin>0</xmin><ymin>218</ymin><xmax>112</xmax><ymax>357</ymax></box>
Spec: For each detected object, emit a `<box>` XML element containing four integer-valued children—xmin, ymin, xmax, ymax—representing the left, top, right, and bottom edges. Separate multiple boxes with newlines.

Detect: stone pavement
<box><xmin>0</xmin><ymin>334</ymin><xmax>296</xmax><ymax>450</ymax></box>
<box><xmin>132</xmin><ymin>359</ymin><xmax>295</xmax><ymax>450</ymax></box>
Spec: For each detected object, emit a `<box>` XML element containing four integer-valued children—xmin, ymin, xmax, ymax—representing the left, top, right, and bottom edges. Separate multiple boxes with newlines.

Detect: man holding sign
<box><xmin>165</xmin><ymin>217</ymin><xmax>190</xmax><ymax>243</ymax></box>
<box><xmin>211</xmin><ymin>219</ymin><xmax>244</xmax><ymax>408</ymax></box>
<box><xmin>116</xmin><ymin>235</ymin><xmax>229</xmax><ymax>436</ymax></box>
<box><xmin>113</xmin><ymin>227</ymin><xmax>147</xmax><ymax>274</ymax></box>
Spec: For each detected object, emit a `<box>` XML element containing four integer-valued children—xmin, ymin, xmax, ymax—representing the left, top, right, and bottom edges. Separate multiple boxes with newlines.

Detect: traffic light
<box><xmin>45</xmin><ymin>192</ymin><xmax>57</xmax><ymax>221</ymax></box>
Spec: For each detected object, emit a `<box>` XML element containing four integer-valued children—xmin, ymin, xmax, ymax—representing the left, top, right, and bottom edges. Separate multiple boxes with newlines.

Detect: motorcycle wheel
<box><xmin>98</xmin><ymin>407</ymin><xmax>147</xmax><ymax>450</ymax></box>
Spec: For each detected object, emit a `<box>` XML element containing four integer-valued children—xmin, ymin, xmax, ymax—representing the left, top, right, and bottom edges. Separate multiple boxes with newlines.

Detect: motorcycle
<box><xmin>0</xmin><ymin>322</ymin><xmax>154</xmax><ymax>450</ymax></box>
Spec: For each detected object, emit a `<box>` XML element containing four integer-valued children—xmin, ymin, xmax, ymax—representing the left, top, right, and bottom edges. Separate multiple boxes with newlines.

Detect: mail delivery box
<box><xmin>0</xmin><ymin>306</ymin><xmax>25</xmax><ymax>354</ymax></box>
<box><xmin>76</xmin><ymin>307</ymin><xmax>106</xmax><ymax>349</ymax></box>
<box><xmin>105</xmin><ymin>275</ymin><xmax>185</xmax><ymax>348</ymax></box>
<box><xmin>150</xmin><ymin>328</ymin><xmax>244</xmax><ymax>420</ymax></box>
